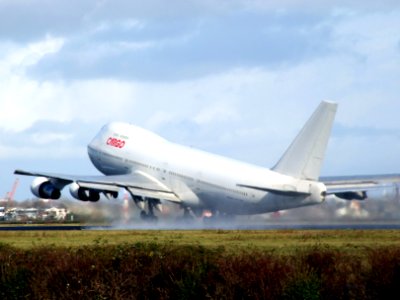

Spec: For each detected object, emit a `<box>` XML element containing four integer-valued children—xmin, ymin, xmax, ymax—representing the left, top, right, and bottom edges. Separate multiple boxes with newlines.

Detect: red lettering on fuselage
<box><xmin>106</xmin><ymin>137</ymin><xmax>126</xmax><ymax>148</ymax></box>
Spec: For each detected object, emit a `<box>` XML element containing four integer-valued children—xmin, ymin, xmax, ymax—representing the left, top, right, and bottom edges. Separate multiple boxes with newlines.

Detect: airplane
<box><xmin>14</xmin><ymin>101</ymin><xmax>400</xmax><ymax>221</ymax></box>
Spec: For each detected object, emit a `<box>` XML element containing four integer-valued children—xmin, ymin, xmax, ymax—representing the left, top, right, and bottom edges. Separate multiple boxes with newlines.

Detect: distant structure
<box><xmin>0</xmin><ymin>178</ymin><xmax>20</xmax><ymax>220</ymax></box>
<box><xmin>3</xmin><ymin>178</ymin><xmax>19</xmax><ymax>207</ymax></box>
<box><xmin>0</xmin><ymin>207</ymin><xmax>5</xmax><ymax>221</ymax></box>
<box><xmin>4</xmin><ymin>207</ymin><xmax>70</xmax><ymax>222</ymax></box>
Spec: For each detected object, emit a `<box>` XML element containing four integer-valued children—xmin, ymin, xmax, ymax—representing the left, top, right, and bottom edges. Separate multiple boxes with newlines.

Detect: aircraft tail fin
<box><xmin>272</xmin><ymin>101</ymin><xmax>337</xmax><ymax>181</ymax></box>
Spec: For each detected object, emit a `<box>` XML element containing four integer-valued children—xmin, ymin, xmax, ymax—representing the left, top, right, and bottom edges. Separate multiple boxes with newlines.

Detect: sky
<box><xmin>0</xmin><ymin>0</ymin><xmax>399</xmax><ymax>201</ymax></box>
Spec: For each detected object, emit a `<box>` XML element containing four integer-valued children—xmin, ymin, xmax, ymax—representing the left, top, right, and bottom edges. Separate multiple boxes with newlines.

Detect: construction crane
<box><xmin>4</xmin><ymin>178</ymin><xmax>19</xmax><ymax>208</ymax></box>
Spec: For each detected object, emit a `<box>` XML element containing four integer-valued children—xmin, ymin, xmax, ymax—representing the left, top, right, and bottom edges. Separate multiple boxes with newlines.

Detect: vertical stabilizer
<box><xmin>273</xmin><ymin>101</ymin><xmax>337</xmax><ymax>181</ymax></box>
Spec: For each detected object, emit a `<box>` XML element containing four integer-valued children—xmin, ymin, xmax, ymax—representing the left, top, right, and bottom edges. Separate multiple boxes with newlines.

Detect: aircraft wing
<box><xmin>14</xmin><ymin>169</ymin><xmax>181</xmax><ymax>202</ymax></box>
<box><xmin>321</xmin><ymin>174</ymin><xmax>400</xmax><ymax>200</ymax></box>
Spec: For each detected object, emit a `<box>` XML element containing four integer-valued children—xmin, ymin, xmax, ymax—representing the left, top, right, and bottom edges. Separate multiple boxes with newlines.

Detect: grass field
<box><xmin>1</xmin><ymin>229</ymin><xmax>400</xmax><ymax>252</ymax></box>
<box><xmin>1</xmin><ymin>229</ymin><xmax>400</xmax><ymax>299</ymax></box>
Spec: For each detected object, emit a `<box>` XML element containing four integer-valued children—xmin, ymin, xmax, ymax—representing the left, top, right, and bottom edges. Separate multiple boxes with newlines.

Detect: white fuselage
<box><xmin>87</xmin><ymin>122</ymin><xmax>325</xmax><ymax>215</ymax></box>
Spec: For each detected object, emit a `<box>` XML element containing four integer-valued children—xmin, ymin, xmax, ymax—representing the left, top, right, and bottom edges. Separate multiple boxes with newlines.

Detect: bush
<box><xmin>0</xmin><ymin>243</ymin><xmax>400</xmax><ymax>299</ymax></box>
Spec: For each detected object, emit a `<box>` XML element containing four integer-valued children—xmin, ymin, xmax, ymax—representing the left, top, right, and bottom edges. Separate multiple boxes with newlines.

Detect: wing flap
<box><xmin>126</xmin><ymin>187</ymin><xmax>180</xmax><ymax>202</ymax></box>
<box><xmin>76</xmin><ymin>182</ymin><xmax>120</xmax><ymax>193</ymax></box>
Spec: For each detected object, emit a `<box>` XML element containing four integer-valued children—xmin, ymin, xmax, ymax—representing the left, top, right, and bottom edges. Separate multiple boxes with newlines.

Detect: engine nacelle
<box><xmin>31</xmin><ymin>177</ymin><xmax>61</xmax><ymax>200</ymax></box>
<box><xmin>69</xmin><ymin>182</ymin><xmax>100</xmax><ymax>202</ymax></box>
<box><xmin>334</xmin><ymin>191</ymin><xmax>367</xmax><ymax>201</ymax></box>
<box><xmin>131</xmin><ymin>195</ymin><xmax>145</xmax><ymax>210</ymax></box>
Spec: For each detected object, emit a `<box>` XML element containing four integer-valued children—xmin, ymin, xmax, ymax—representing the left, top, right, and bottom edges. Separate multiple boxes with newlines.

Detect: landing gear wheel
<box><xmin>148</xmin><ymin>215</ymin><xmax>158</xmax><ymax>222</ymax></box>
<box><xmin>140</xmin><ymin>210</ymin><xmax>148</xmax><ymax>220</ymax></box>
<box><xmin>140</xmin><ymin>207</ymin><xmax>158</xmax><ymax>222</ymax></box>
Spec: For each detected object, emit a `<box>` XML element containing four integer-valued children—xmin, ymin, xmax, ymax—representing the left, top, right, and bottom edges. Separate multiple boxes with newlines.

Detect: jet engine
<box><xmin>334</xmin><ymin>191</ymin><xmax>367</xmax><ymax>201</ymax></box>
<box><xmin>31</xmin><ymin>177</ymin><xmax>61</xmax><ymax>200</ymax></box>
<box><xmin>69</xmin><ymin>182</ymin><xmax>100</xmax><ymax>202</ymax></box>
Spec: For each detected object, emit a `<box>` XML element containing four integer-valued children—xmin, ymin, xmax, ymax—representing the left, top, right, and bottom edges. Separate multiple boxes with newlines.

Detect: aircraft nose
<box><xmin>87</xmin><ymin>127</ymin><xmax>107</xmax><ymax>157</ymax></box>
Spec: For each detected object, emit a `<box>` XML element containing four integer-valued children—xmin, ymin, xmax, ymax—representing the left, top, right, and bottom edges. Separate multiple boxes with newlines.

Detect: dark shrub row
<box><xmin>0</xmin><ymin>243</ymin><xmax>400</xmax><ymax>299</ymax></box>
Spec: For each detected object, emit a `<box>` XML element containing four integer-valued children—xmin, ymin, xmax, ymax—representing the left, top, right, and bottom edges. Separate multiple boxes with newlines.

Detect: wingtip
<box><xmin>14</xmin><ymin>169</ymin><xmax>30</xmax><ymax>175</ymax></box>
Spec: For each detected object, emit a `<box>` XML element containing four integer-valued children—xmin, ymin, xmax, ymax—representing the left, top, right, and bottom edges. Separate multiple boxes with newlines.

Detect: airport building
<box><xmin>1</xmin><ymin>207</ymin><xmax>70</xmax><ymax>222</ymax></box>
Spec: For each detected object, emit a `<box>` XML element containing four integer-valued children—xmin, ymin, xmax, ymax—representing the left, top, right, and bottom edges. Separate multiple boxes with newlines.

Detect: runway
<box><xmin>1</xmin><ymin>223</ymin><xmax>400</xmax><ymax>231</ymax></box>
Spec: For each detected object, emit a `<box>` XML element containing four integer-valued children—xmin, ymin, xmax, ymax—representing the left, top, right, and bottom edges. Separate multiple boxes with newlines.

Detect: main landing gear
<box><xmin>182</xmin><ymin>206</ymin><xmax>194</xmax><ymax>220</ymax></box>
<box><xmin>140</xmin><ymin>198</ymin><xmax>161</xmax><ymax>221</ymax></box>
<box><xmin>131</xmin><ymin>196</ymin><xmax>162</xmax><ymax>222</ymax></box>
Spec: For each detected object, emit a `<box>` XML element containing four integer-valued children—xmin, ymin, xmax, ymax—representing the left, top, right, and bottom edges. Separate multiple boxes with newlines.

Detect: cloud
<box><xmin>0</xmin><ymin>36</ymin><xmax>64</xmax><ymax>75</ymax></box>
<box><xmin>1</xmin><ymin>2</ymin><xmax>400</xmax><ymax>200</ymax></box>
<box><xmin>30</xmin><ymin>132</ymin><xmax>74</xmax><ymax>145</ymax></box>
<box><xmin>0</xmin><ymin>37</ymin><xmax>139</xmax><ymax>133</ymax></box>
<box><xmin>194</xmin><ymin>103</ymin><xmax>240</xmax><ymax>125</ymax></box>
<box><xmin>0</xmin><ymin>0</ymin><xmax>95</xmax><ymax>41</ymax></box>
<box><xmin>243</xmin><ymin>0</ymin><xmax>400</xmax><ymax>12</ymax></box>
<box><xmin>29</xmin><ymin>12</ymin><xmax>333</xmax><ymax>81</ymax></box>
<box><xmin>3</xmin><ymin>1</ymin><xmax>398</xmax><ymax>82</ymax></box>
<box><xmin>0</xmin><ymin>144</ymin><xmax>87</xmax><ymax>160</ymax></box>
